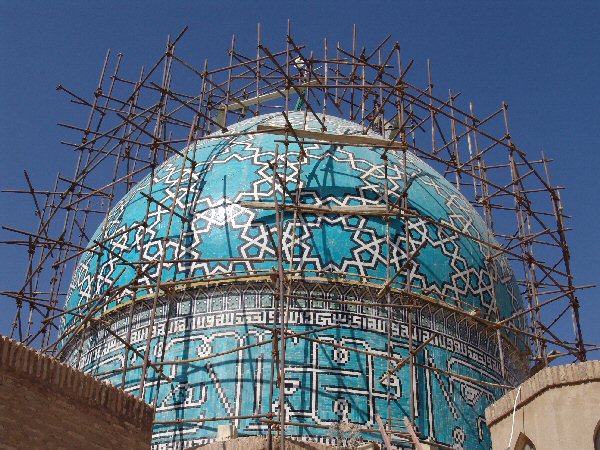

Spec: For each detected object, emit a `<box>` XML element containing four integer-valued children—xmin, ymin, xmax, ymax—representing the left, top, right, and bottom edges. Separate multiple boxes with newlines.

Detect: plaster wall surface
<box><xmin>485</xmin><ymin>360</ymin><xmax>600</xmax><ymax>450</ymax></box>
<box><xmin>0</xmin><ymin>335</ymin><xmax>154</xmax><ymax>450</ymax></box>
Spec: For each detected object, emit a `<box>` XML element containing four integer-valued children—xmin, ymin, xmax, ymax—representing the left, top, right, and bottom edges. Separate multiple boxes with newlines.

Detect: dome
<box><xmin>61</xmin><ymin>112</ymin><xmax>527</xmax><ymax>450</ymax></box>
<box><xmin>66</xmin><ymin>112</ymin><xmax>522</xmax><ymax>325</ymax></box>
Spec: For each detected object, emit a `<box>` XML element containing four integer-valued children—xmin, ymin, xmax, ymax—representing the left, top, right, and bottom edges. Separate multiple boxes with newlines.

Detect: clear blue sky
<box><xmin>0</xmin><ymin>2</ymin><xmax>598</xmax><ymax>355</ymax></box>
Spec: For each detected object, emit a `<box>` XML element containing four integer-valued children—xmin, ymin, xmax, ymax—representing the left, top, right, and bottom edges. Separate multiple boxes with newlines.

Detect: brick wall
<box><xmin>0</xmin><ymin>335</ymin><xmax>154</xmax><ymax>449</ymax></box>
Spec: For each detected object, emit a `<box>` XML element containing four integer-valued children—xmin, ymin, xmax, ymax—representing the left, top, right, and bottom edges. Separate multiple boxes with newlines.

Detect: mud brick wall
<box><xmin>0</xmin><ymin>335</ymin><xmax>154</xmax><ymax>449</ymax></box>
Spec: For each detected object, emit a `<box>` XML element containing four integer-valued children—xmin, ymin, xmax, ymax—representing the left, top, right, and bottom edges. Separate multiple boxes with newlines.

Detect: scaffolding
<box><xmin>0</xmin><ymin>23</ymin><xmax>593</xmax><ymax>448</ymax></box>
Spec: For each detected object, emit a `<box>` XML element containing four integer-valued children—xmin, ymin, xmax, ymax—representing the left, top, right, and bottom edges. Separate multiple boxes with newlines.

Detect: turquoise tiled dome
<box><xmin>62</xmin><ymin>112</ymin><xmax>526</xmax><ymax>450</ymax></box>
<box><xmin>66</xmin><ymin>112</ymin><xmax>522</xmax><ymax>323</ymax></box>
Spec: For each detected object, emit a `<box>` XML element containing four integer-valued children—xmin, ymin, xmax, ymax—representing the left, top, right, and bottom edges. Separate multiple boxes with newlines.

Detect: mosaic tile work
<box><xmin>60</xmin><ymin>112</ymin><xmax>528</xmax><ymax>449</ymax></box>
<box><xmin>62</xmin><ymin>282</ymin><xmax>526</xmax><ymax>450</ymax></box>
<box><xmin>65</xmin><ymin>112</ymin><xmax>523</xmax><ymax>327</ymax></box>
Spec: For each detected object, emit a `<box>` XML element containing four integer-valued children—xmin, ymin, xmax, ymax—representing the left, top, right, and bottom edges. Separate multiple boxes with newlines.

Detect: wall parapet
<box><xmin>485</xmin><ymin>360</ymin><xmax>600</xmax><ymax>426</ymax></box>
<box><xmin>0</xmin><ymin>334</ymin><xmax>154</xmax><ymax>429</ymax></box>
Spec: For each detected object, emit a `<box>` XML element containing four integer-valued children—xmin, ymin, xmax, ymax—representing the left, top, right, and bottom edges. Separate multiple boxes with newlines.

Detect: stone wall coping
<box><xmin>485</xmin><ymin>360</ymin><xmax>600</xmax><ymax>427</ymax></box>
<box><xmin>0</xmin><ymin>334</ymin><xmax>154</xmax><ymax>429</ymax></box>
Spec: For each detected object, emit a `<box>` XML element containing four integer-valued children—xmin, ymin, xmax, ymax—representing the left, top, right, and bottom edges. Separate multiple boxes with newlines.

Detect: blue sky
<box><xmin>0</xmin><ymin>2</ymin><xmax>598</xmax><ymax>356</ymax></box>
